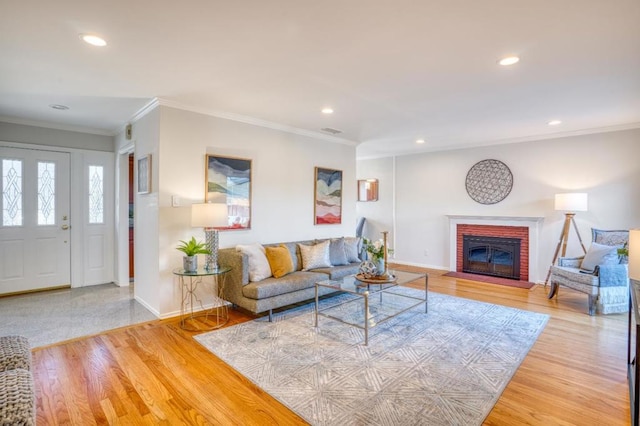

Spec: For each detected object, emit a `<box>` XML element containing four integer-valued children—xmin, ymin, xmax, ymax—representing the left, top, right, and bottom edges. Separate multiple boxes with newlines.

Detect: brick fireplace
<box><xmin>447</xmin><ymin>215</ymin><xmax>544</xmax><ymax>283</ymax></box>
<box><xmin>457</xmin><ymin>224</ymin><xmax>529</xmax><ymax>281</ymax></box>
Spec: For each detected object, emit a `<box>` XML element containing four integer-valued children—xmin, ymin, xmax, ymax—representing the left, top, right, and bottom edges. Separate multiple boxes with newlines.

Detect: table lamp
<box><xmin>191</xmin><ymin>202</ymin><xmax>228</xmax><ymax>271</ymax></box>
<box><xmin>545</xmin><ymin>192</ymin><xmax>588</xmax><ymax>284</ymax></box>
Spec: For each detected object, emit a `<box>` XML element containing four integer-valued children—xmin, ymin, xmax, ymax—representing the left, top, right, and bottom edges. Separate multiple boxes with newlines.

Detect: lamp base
<box><xmin>204</xmin><ymin>228</ymin><xmax>220</xmax><ymax>271</ymax></box>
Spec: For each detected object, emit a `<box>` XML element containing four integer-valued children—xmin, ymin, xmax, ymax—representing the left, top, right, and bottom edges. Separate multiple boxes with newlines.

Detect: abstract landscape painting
<box><xmin>314</xmin><ymin>167</ymin><xmax>342</xmax><ymax>225</ymax></box>
<box><xmin>206</xmin><ymin>155</ymin><xmax>251</xmax><ymax>229</ymax></box>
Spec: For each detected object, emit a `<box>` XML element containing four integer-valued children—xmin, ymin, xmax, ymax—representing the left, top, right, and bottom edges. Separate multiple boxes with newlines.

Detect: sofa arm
<box><xmin>557</xmin><ymin>256</ymin><xmax>584</xmax><ymax>268</ymax></box>
<box><xmin>595</xmin><ymin>263</ymin><xmax>628</xmax><ymax>287</ymax></box>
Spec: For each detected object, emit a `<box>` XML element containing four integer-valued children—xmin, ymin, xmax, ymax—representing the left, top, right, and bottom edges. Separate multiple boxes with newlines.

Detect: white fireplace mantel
<box><xmin>447</xmin><ymin>215</ymin><xmax>545</xmax><ymax>283</ymax></box>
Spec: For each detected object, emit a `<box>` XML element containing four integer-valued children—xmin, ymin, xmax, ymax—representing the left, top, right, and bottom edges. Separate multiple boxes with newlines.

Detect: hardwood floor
<box><xmin>32</xmin><ymin>266</ymin><xmax>631</xmax><ymax>425</ymax></box>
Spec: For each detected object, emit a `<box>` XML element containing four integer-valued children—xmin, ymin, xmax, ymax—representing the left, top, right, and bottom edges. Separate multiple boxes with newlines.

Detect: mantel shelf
<box><xmin>447</xmin><ymin>215</ymin><xmax>545</xmax><ymax>222</ymax></box>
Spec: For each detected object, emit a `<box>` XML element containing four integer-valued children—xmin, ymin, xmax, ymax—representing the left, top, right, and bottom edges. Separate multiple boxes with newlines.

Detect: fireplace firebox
<box><xmin>462</xmin><ymin>235</ymin><xmax>521</xmax><ymax>280</ymax></box>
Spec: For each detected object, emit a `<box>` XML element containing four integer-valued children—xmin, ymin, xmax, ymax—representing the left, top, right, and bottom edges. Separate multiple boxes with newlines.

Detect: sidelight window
<box><xmin>2</xmin><ymin>158</ymin><xmax>23</xmax><ymax>226</ymax></box>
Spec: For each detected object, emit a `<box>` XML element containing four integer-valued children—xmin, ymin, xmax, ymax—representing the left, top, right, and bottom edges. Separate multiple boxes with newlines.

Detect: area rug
<box><xmin>443</xmin><ymin>271</ymin><xmax>535</xmax><ymax>289</ymax></box>
<box><xmin>195</xmin><ymin>288</ymin><xmax>548</xmax><ymax>425</ymax></box>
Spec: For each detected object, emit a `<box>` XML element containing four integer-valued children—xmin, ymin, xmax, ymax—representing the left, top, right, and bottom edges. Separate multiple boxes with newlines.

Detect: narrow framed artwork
<box><xmin>314</xmin><ymin>167</ymin><xmax>342</xmax><ymax>225</ymax></box>
<box><xmin>137</xmin><ymin>154</ymin><xmax>151</xmax><ymax>194</ymax></box>
<box><xmin>205</xmin><ymin>154</ymin><xmax>252</xmax><ymax>230</ymax></box>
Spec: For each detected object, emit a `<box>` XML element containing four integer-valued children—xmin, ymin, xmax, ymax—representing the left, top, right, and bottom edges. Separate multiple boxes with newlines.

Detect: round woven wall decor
<box><xmin>465</xmin><ymin>159</ymin><xmax>513</xmax><ymax>204</ymax></box>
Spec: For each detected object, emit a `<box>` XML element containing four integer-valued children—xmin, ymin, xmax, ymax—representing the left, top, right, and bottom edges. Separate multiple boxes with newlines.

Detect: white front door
<box><xmin>0</xmin><ymin>147</ymin><xmax>71</xmax><ymax>294</ymax></box>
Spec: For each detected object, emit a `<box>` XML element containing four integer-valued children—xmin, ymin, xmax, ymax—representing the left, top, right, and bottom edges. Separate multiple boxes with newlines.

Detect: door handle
<box><xmin>61</xmin><ymin>224</ymin><xmax>70</xmax><ymax>230</ymax></box>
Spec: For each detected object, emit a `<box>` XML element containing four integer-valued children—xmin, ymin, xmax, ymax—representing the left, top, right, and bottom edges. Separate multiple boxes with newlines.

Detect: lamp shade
<box><xmin>191</xmin><ymin>203</ymin><xmax>228</xmax><ymax>228</ymax></box>
<box><xmin>554</xmin><ymin>193</ymin><xmax>588</xmax><ymax>212</ymax></box>
<box><xmin>630</xmin><ymin>229</ymin><xmax>640</xmax><ymax>281</ymax></box>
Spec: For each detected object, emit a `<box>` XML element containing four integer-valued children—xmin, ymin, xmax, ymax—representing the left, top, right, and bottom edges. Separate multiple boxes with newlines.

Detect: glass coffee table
<box><xmin>314</xmin><ymin>270</ymin><xmax>428</xmax><ymax>345</ymax></box>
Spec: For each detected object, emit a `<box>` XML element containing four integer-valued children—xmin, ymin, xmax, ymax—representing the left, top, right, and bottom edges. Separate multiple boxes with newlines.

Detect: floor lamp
<box><xmin>545</xmin><ymin>193</ymin><xmax>588</xmax><ymax>284</ymax></box>
<box><xmin>191</xmin><ymin>203</ymin><xmax>228</xmax><ymax>271</ymax></box>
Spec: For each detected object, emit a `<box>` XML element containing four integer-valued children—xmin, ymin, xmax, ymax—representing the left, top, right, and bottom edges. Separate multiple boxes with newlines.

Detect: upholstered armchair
<box><xmin>547</xmin><ymin>229</ymin><xmax>629</xmax><ymax>315</ymax></box>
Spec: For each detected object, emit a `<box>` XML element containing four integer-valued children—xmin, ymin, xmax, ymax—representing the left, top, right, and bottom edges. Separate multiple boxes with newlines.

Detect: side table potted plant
<box><xmin>177</xmin><ymin>237</ymin><xmax>211</xmax><ymax>272</ymax></box>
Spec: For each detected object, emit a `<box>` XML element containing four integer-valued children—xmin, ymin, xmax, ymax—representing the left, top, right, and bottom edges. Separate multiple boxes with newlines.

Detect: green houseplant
<box><xmin>177</xmin><ymin>237</ymin><xmax>211</xmax><ymax>272</ymax></box>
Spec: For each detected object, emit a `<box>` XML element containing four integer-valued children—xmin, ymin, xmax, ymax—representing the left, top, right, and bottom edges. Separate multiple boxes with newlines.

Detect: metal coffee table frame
<box><xmin>314</xmin><ymin>271</ymin><xmax>428</xmax><ymax>345</ymax></box>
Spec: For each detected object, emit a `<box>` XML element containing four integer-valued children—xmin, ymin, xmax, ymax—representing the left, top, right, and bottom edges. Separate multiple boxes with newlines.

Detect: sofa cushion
<box><xmin>298</xmin><ymin>240</ymin><xmax>331</xmax><ymax>270</ymax></box>
<box><xmin>311</xmin><ymin>263</ymin><xmax>360</xmax><ymax>280</ymax></box>
<box><xmin>242</xmin><ymin>271</ymin><xmax>329</xmax><ymax>299</ymax></box>
<box><xmin>580</xmin><ymin>242</ymin><xmax>620</xmax><ymax>272</ymax></box>
<box><xmin>344</xmin><ymin>237</ymin><xmax>362</xmax><ymax>263</ymax></box>
<box><xmin>236</xmin><ymin>243</ymin><xmax>272</xmax><ymax>282</ymax></box>
<box><xmin>328</xmin><ymin>238</ymin><xmax>349</xmax><ymax>266</ymax></box>
<box><xmin>550</xmin><ymin>265</ymin><xmax>599</xmax><ymax>289</ymax></box>
<box><xmin>265</xmin><ymin>245</ymin><xmax>294</xmax><ymax>278</ymax></box>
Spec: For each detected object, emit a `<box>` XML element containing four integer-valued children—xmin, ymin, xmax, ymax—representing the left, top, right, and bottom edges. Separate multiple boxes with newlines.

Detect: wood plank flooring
<box><xmin>32</xmin><ymin>266</ymin><xmax>631</xmax><ymax>425</ymax></box>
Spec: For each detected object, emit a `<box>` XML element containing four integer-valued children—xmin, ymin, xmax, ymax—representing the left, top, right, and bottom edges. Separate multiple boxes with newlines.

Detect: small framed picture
<box><xmin>137</xmin><ymin>154</ymin><xmax>151</xmax><ymax>194</ymax></box>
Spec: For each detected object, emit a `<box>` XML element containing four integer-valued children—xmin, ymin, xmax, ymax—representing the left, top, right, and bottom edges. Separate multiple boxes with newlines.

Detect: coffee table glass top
<box><xmin>316</xmin><ymin>269</ymin><xmax>426</xmax><ymax>293</ymax></box>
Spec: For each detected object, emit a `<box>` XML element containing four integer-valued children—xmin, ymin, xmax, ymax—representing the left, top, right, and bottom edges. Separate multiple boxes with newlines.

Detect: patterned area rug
<box><xmin>195</xmin><ymin>288</ymin><xmax>548</xmax><ymax>425</ymax></box>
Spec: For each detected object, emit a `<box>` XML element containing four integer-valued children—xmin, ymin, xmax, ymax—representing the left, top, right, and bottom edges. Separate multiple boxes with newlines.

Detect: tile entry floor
<box><xmin>0</xmin><ymin>283</ymin><xmax>157</xmax><ymax>349</ymax></box>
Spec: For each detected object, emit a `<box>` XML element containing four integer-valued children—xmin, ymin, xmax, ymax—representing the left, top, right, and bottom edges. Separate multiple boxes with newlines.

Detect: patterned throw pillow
<box><xmin>298</xmin><ymin>240</ymin><xmax>332</xmax><ymax>270</ymax></box>
<box><xmin>592</xmin><ymin>228</ymin><xmax>629</xmax><ymax>247</ymax></box>
<box><xmin>265</xmin><ymin>245</ymin><xmax>294</xmax><ymax>278</ymax></box>
<box><xmin>236</xmin><ymin>243</ymin><xmax>272</xmax><ymax>282</ymax></box>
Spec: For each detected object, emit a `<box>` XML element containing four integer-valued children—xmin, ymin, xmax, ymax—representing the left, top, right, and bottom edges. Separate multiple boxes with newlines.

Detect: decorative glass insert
<box><xmin>89</xmin><ymin>165</ymin><xmax>104</xmax><ymax>224</ymax></box>
<box><xmin>37</xmin><ymin>161</ymin><xmax>56</xmax><ymax>225</ymax></box>
<box><xmin>2</xmin><ymin>159</ymin><xmax>23</xmax><ymax>226</ymax></box>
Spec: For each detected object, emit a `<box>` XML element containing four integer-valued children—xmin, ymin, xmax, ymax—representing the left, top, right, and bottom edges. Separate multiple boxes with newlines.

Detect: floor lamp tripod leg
<box><xmin>570</xmin><ymin>216</ymin><xmax>587</xmax><ymax>254</ymax></box>
<box><xmin>545</xmin><ymin>214</ymin><xmax>573</xmax><ymax>286</ymax></box>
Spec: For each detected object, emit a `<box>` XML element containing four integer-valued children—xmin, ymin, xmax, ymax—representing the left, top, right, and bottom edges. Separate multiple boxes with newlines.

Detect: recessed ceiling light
<box><xmin>321</xmin><ymin>107</ymin><xmax>334</xmax><ymax>114</ymax></box>
<box><xmin>498</xmin><ymin>56</ymin><xmax>520</xmax><ymax>66</ymax></box>
<box><xmin>49</xmin><ymin>104</ymin><xmax>69</xmax><ymax>110</ymax></box>
<box><xmin>80</xmin><ymin>33</ymin><xmax>107</xmax><ymax>47</ymax></box>
<box><xmin>548</xmin><ymin>120</ymin><xmax>562</xmax><ymax>126</ymax></box>
<box><xmin>416</xmin><ymin>139</ymin><xmax>425</xmax><ymax>144</ymax></box>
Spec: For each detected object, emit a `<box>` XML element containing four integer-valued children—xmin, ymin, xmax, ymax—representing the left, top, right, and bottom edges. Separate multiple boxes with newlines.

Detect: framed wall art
<box><xmin>205</xmin><ymin>154</ymin><xmax>252</xmax><ymax>229</ymax></box>
<box><xmin>314</xmin><ymin>167</ymin><xmax>342</xmax><ymax>225</ymax></box>
<box><xmin>137</xmin><ymin>154</ymin><xmax>151</xmax><ymax>194</ymax></box>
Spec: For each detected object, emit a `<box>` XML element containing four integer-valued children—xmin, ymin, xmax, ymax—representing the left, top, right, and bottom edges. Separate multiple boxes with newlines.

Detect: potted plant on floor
<box><xmin>177</xmin><ymin>237</ymin><xmax>211</xmax><ymax>272</ymax></box>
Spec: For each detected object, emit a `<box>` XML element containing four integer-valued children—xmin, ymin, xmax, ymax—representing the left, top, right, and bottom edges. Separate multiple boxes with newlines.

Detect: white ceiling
<box><xmin>1</xmin><ymin>1</ymin><xmax>639</xmax><ymax>158</ymax></box>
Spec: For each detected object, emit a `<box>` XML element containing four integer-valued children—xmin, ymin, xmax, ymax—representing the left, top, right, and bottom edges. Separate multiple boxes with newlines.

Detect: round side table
<box><xmin>172</xmin><ymin>266</ymin><xmax>231</xmax><ymax>331</ymax></box>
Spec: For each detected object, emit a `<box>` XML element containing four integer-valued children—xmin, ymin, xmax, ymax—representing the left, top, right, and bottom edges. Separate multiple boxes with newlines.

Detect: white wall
<box><xmin>0</xmin><ymin>121</ymin><xmax>113</xmax><ymax>152</ymax></box>
<box><xmin>358</xmin><ymin>128</ymin><xmax>640</xmax><ymax>282</ymax></box>
<box><xmin>356</xmin><ymin>157</ymin><xmax>395</xmax><ymax>245</ymax></box>
<box><xmin>120</xmin><ymin>106</ymin><xmax>356</xmax><ymax>317</ymax></box>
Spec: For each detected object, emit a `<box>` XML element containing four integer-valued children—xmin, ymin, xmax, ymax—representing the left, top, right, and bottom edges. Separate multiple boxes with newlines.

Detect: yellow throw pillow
<box><xmin>265</xmin><ymin>245</ymin><xmax>294</xmax><ymax>278</ymax></box>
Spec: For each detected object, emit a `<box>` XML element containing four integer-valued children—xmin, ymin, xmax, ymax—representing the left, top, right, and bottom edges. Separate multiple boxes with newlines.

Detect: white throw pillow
<box><xmin>298</xmin><ymin>240</ymin><xmax>332</xmax><ymax>270</ymax></box>
<box><xmin>236</xmin><ymin>243</ymin><xmax>272</xmax><ymax>282</ymax></box>
<box><xmin>580</xmin><ymin>242</ymin><xmax>620</xmax><ymax>272</ymax></box>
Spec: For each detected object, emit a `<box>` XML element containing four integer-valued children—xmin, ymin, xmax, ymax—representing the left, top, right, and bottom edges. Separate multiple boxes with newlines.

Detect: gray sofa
<box><xmin>218</xmin><ymin>239</ymin><xmax>361</xmax><ymax>321</ymax></box>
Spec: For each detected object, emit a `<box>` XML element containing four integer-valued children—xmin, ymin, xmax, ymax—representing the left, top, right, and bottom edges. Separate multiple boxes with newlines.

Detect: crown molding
<box><xmin>0</xmin><ymin>115</ymin><xmax>114</xmax><ymax>136</ymax></box>
<box><xmin>155</xmin><ymin>98</ymin><xmax>359</xmax><ymax>146</ymax></box>
<box><xmin>357</xmin><ymin>121</ymin><xmax>640</xmax><ymax>160</ymax></box>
